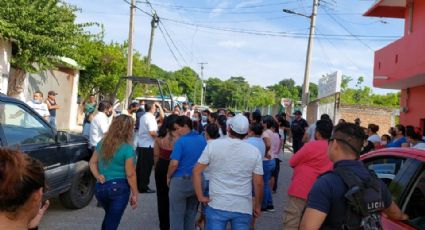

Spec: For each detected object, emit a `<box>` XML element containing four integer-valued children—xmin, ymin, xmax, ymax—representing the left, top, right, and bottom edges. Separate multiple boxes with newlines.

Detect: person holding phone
<box><xmin>0</xmin><ymin>149</ymin><xmax>49</xmax><ymax>230</ymax></box>
<box><xmin>89</xmin><ymin>115</ymin><xmax>138</xmax><ymax>230</ymax></box>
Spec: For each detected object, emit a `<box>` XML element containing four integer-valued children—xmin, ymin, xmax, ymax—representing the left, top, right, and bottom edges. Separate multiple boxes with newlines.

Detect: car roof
<box><xmin>361</xmin><ymin>147</ymin><xmax>425</xmax><ymax>162</ymax></box>
<box><xmin>0</xmin><ymin>93</ymin><xmax>27</xmax><ymax>105</ymax></box>
<box><xmin>120</xmin><ymin>76</ymin><xmax>166</xmax><ymax>84</ymax></box>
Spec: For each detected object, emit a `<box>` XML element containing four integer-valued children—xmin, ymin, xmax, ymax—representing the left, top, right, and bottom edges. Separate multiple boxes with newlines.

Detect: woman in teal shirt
<box><xmin>89</xmin><ymin>115</ymin><xmax>138</xmax><ymax>230</ymax></box>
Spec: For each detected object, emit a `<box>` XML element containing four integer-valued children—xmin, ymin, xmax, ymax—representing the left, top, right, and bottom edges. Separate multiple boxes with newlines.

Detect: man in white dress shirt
<box><xmin>136</xmin><ymin>101</ymin><xmax>164</xmax><ymax>193</ymax></box>
<box><xmin>89</xmin><ymin>101</ymin><xmax>112</xmax><ymax>150</ymax></box>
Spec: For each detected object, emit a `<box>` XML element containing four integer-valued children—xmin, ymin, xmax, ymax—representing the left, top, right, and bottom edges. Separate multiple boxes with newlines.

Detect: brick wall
<box><xmin>339</xmin><ymin>104</ymin><xmax>396</xmax><ymax>136</ymax></box>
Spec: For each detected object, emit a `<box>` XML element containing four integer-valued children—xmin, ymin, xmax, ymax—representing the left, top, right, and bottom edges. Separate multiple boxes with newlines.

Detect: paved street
<box><xmin>39</xmin><ymin>151</ymin><xmax>293</xmax><ymax>230</ymax></box>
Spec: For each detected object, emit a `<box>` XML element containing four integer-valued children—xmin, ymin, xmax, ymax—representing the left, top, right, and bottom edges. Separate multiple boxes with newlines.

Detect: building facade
<box><xmin>365</xmin><ymin>0</ymin><xmax>425</xmax><ymax>133</ymax></box>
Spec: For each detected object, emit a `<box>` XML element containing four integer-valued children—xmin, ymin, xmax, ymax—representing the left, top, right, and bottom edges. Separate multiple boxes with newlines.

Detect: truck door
<box><xmin>0</xmin><ymin>101</ymin><xmax>69</xmax><ymax>193</ymax></box>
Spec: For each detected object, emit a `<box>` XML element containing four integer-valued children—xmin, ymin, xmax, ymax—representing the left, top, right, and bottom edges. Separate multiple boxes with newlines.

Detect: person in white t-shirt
<box><xmin>26</xmin><ymin>91</ymin><xmax>50</xmax><ymax>121</ymax></box>
<box><xmin>136</xmin><ymin>102</ymin><xmax>164</xmax><ymax>193</ymax></box>
<box><xmin>193</xmin><ymin>114</ymin><xmax>264</xmax><ymax>230</ymax></box>
<box><xmin>89</xmin><ymin>101</ymin><xmax>112</xmax><ymax>149</ymax></box>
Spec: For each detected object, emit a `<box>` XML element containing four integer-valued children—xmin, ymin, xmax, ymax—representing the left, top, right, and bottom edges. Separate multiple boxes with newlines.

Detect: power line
<box><xmin>158</xmin><ymin>22</ymin><xmax>189</xmax><ymax>66</ymax></box>
<box><xmin>122</xmin><ymin>0</ymin><xmax>152</xmax><ymax>17</ymax></box>
<box><xmin>124</xmin><ymin>0</ymin><xmax>189</xmax><ymax>67</ymax></box>
<box><xmin>158</xmin><ymin>25</ymin><xmax>183</xmax><ymax>68</ymax></box>
<box><xmin>161</xmin><ymin>17</ymin><xmax>399</xmax><ymax>40</ymax></box>
<box><xmin>146</xmin><ymin>0</ymin><xmax>189</xmax><ymax>66</ymax></box>
<box><xmin>316</xmin><ymin>36</ymin><xmax>337</xmax><ymax>69</ymax></box>
<box><xmin>315</xmin><ymin>28</ymin><xmax>363</xmax><ymax>71</ymax></box>
<box><xmin>324</xmin><ymin>9</ymin><xmax>374</xmax><ymax>50</ymax></box>
<box><xmin>137</xmin><ymin>1</ymin><xmax>300</xmax><ymax>10</ymax></box>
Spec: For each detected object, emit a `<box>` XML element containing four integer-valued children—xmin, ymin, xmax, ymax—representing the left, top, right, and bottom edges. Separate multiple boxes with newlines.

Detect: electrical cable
<box><xmin>324</xmin><ymin>9</ymin><xmax>374</xmax><ymax>50</ymax></box>
<box><xmin>158</xmin><ymin>25</ymin><xmax>183</xmax><ymax>68</ymax></box>
<box><xmin>161</xmin><ymin>17</ymin><xmax>398</xmax><ymax>40</ymax></box>
<box><xmin>158</xmin><ymin>22</ymin><xmax>189</xmax><ymax>66</ymax></box>
<box><xmin>137</xmin><ymin>1</ymin><xmax>299</xmax><ymax>10</ymax></box>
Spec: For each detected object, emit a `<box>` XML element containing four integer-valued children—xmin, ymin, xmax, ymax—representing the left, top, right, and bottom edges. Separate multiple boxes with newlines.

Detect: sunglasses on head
<box><xmin>328</xmin><ymin>137</ymin><xmax>360</xmax><ymax>154</ymax></box>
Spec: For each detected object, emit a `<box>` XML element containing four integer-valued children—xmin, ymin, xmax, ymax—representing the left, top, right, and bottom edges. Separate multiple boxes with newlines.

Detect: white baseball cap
<box><xmin>228</xmin><ymin>114</ymin><xmax>249</xmax><ymax>135</ymax></box>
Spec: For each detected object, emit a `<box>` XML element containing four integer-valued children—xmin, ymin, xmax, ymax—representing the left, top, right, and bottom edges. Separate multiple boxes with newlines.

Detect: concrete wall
<box><xmin>257</xmin><ymin>103</ymin><xmax>396</xmax><ymax>136</ymax></box>
<box><xmin>0</xmin><ymin>39</ymin><xmax>11</xmax><ymax>94</ymax></box>
<box><xmin>339</xmin><ymin>104</ymin><xmax>396</xmax><ymax>136</ymax></box>
<box><xmin>16</xmin><ymin>67</ymin><xmax>80</xmax><ymax>131</ymax></box>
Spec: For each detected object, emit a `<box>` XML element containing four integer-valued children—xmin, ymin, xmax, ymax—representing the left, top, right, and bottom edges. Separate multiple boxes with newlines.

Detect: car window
<box><xmin>404</xmin><ymin>169</ymin><xmax>425</xmax><ymax>230</ymax></box>
<box><xmin>0</xmin><ymin>101</ymin><xmax>55</xmax><ymax>146</ymax></box>
<box><xmin>363</xmin><ymin>156</ymin><xmax>406</xmax><ymax>185</ymax></box>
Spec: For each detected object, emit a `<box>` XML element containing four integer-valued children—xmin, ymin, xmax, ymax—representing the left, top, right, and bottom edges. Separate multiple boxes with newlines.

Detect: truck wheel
<box><xmin>60</xmin><ymin>164</ymin><xmax>95</xmax><ymax>209</ymax></box>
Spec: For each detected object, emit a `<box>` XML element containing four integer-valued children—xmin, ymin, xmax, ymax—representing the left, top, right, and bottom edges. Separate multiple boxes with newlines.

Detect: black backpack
<box><xmin>332</xmin><ymin>168</ymin><xmax>385</xmax><ymax>230</ymax></box>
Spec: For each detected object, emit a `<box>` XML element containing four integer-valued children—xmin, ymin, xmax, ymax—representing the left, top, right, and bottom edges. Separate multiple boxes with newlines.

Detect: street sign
<box><xmin>318</xmin><ymin>71</ymin><xmax>342</xmax><ymax>99</ymax></box>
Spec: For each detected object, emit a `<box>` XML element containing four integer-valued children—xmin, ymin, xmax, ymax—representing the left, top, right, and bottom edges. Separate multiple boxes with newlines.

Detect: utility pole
<box><xmin>198</xmin><ymin>62</ymin><xmax>207</xmax><ymax>106</ymax></box>
<box><xmin>301</xmin><ymin>0</ymin><xmax>319</xmax><ymax>118</ymax></box>
<box><xmin>147</xmin><ymin>12</ymin><xmax>159</xmax><ymax>71</ymax></box>
<box><xmin>124</xmin><ymin>0</ymin><xmax>135</xmax><ymax>109</ymax></box>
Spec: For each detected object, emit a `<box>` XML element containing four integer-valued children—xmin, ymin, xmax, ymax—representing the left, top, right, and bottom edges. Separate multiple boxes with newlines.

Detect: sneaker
<box><xmin>266</xmin><ymin>205</ymin><xmax>275</xmax><ymax>212</ymax></box>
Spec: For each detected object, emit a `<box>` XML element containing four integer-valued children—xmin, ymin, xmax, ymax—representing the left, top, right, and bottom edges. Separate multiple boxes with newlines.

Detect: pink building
<box><xmin>365</xmin><ymin>0</ymin><xmax>425</xmax><ymax>133</ymax></box>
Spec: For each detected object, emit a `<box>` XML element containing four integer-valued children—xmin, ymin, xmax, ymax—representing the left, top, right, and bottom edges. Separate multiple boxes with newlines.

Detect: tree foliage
<box><xmin>0</xmin><ymin>0</ymin><xmax>94</xmax><ymax>96</ymax></box>
<box><xmin>340</xmin><ymin>76</ymin><xmax>399</xmax><ymax>108</ymax></box>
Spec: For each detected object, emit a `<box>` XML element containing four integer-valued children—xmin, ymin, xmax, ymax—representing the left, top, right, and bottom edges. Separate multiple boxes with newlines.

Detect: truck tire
<box><xmin>59</xmin><ymin>163</ymin><xmax>95</xmax><ymax>209</ymax></box>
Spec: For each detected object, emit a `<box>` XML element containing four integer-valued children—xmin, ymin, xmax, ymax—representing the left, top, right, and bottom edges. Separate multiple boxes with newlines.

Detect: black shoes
<box><xmin>140</xmin><ymin>187</ymin><xmax>156</xmax><ymax>193</ymax></box>
<box><xmin>261</xmin><ymin>205</ymin><xmax>275</xmax><ymax>212</ymax></box>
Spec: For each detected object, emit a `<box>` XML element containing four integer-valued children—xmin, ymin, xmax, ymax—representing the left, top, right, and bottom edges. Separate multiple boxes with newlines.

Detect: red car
<box><xmin>361</xmin><ymin>148</ymin><xmax>425</xmax><ymax>230</ymax></box>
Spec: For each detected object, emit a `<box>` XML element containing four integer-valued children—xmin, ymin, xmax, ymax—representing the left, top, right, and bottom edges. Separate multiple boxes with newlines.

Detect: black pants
<box><xmin>155</xmin><ymin>159</ymin><xmax>170</xmax><ymax>230</ymax></box>
<box><xmin>292</xmin><ymin>137</ymin><xmax>304</xmax><ymax>154</ymax></box>
<box><xmin>136</xmin><ymin>147</ymin><xmax>154</xmax><ymax>192</ymax></box>
<box><xmin>272</xmin><ymin>158</ymin><xmax>281</xmax><ymax>192</ymax></box>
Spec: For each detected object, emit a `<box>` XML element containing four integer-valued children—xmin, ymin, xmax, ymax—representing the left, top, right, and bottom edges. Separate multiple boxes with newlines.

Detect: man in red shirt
<box><xmin>284</xmin><ymin>119</ymin><xmax>334</xmax><ymax>230</ymax></box>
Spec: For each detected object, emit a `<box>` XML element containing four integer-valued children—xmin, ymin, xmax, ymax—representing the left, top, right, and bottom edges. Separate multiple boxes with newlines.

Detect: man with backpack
<box><xmin>300</xmin><ymin>123</ymin><xmax>408</xmax><ymax>230</ymax></box>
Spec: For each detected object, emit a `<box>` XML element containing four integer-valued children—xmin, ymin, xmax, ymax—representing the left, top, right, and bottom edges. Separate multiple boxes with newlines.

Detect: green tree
<box><xmin>341</xmin><ymin>75</ymin><xmax>353</xmax><ymax>91</ymax></box>
<box><xmin>75</xmin><ymin>39</ymin><xmax>127</xmax><ymax>99</ymax></box>
<box><xmin>0</xmin><ymin>0</ymin><xmax>93</xmax><ymax>97</ymax></box>
<box><xmin>169</xmin><ymin>67</ymin><xmax>199</xmax><ymax>102</ymax></box>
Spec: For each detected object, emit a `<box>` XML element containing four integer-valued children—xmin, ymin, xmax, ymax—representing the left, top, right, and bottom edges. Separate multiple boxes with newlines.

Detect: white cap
<box><xmin>228</xmin><ymin>114</ymin><xmax>249</xmax><ymax>135</ymax></box>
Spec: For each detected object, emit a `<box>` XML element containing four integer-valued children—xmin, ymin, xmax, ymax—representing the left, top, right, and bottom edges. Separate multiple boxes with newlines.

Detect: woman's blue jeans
<box><xmin>95</xmin><ymin>179</ymin><xmax>130</xmax><ymax>230</ymax></box>
<box><xmin>262</xmin><ymin>159</ymin><xmax>276</xmax><ymax>209</ymax></box>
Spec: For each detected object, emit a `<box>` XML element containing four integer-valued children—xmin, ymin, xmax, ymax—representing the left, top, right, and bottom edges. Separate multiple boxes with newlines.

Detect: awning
<box><xmin>364</xmin><ymin>0</ymin><xmax>406</xmax><ymax>18</ymax></box>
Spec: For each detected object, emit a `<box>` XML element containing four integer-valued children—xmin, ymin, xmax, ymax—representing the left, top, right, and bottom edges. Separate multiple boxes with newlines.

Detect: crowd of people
<box><xmin>3</xmin><ymin>95</ymin><xmax>423</xmax><ymax>230</ymax></box>
<box><xmin>81</xmin><ymin>98</ymin><xmax>293</xmax><ymax>230</ymax></box>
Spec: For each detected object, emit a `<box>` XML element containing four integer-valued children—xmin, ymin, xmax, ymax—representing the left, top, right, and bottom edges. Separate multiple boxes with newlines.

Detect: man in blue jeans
<box><xmin>193</xmin><ymin>114</ymin><xmax>264</xmax><ymax>230</ymax></box>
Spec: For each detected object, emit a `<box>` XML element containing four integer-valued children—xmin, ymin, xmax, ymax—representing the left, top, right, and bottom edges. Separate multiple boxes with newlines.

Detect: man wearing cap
<box><xmin>193</xmin><ymin>114</ymin><xmax>264</xmax><ymax>229</ymax></box>
<box><xmin>291</xmin><ymin>111</ymin><xmax>309</xmax><ymax>154</ymax></box>
<box><xmin>45</xmin><ymin>91</ymin><xmax>60</xmax><ymax>128</ymax></box>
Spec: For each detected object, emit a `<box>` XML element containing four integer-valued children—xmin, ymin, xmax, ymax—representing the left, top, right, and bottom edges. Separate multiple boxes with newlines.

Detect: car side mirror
<box><xmin>56</xmin><ymin>131</ymin><xmax>70</xmax><ymax>143</ymax></box>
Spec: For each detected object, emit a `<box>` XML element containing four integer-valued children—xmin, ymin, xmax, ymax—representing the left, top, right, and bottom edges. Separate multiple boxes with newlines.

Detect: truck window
<box><xmin>0</xmin><ymin>102</ymin><xmax>55</xmax><ymax>146</ymax></box>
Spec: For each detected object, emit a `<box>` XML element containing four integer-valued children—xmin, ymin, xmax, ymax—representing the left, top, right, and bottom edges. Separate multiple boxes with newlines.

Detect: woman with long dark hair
<box><xmin>89</xmin><ymin>115</ymin><xmax>138</xmax><ymax>230</ymax></box>
<box><xmin>0</xmin><ymin>149</ymin><xmax>49</xmax><ymax>230</ymax></box>
<box><xmin>217</xmin><ymin>115</ymin><xmax>227</xmax><ymax>138</ymax></box>
<box><xmin>154</xmin><ymin>114</ymin><xmax>179</xmax><ymax>230</ymax></box>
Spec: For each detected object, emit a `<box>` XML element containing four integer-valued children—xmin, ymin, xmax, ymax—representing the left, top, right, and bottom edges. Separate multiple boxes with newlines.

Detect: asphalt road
<box><xmin>39</xmin><ymin>151</ymin><xmax>293</xmax><ymax>230</ymax></box>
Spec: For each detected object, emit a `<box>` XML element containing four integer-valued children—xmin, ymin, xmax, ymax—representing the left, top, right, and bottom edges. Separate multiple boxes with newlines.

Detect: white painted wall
<box><xmin>0</xmin><ymin>39</ymin><xmax>11</xmax><ymax>94</ymax></box>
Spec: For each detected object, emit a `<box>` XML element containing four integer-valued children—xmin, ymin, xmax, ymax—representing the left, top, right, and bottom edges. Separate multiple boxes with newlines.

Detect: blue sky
<box><xmin>66</xmin><ymin>0</ymin><xmax>404</xmax><ymax>94</ymax></box>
